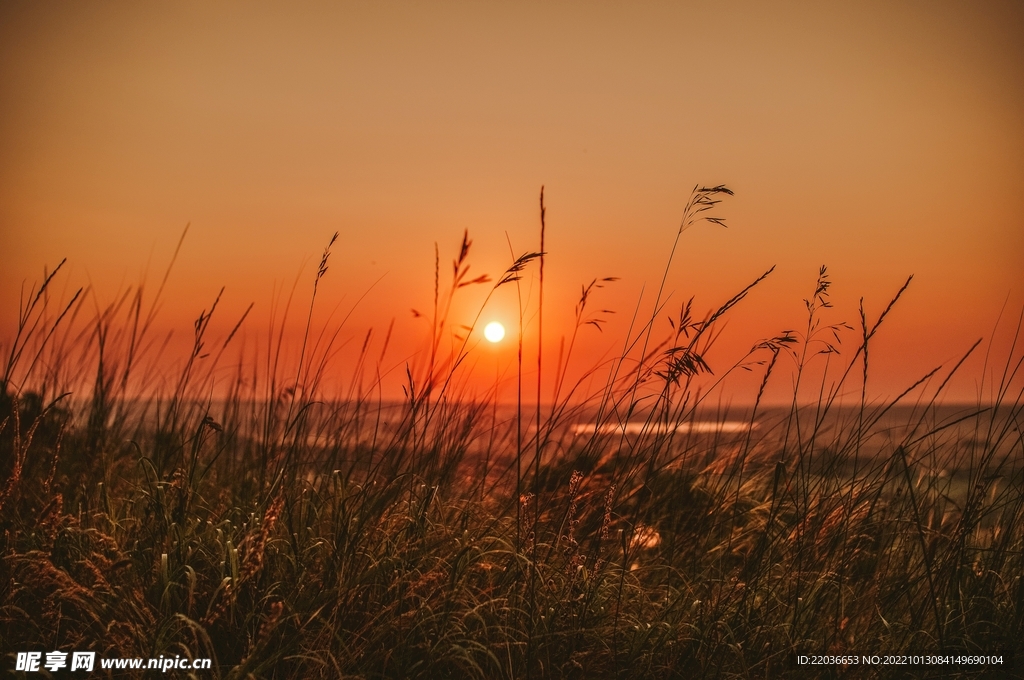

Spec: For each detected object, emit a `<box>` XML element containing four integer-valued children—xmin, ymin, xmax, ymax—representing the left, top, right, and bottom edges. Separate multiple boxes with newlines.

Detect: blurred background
<box><xmin>2</xmin><ymin>1</ymin><xmax>1021</xmax><ymax>403</ymax></box>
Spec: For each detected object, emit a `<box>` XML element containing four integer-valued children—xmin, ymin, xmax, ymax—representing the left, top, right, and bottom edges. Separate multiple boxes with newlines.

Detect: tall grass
<box><xmin>2</xmin><ymin>188</ymin><xmax>1021</xmax><ymax>678</ymax></box>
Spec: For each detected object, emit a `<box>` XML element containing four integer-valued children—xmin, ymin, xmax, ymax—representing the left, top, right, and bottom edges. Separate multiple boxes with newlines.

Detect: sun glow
<box><xmin>483</xmin><ymin>321</ymin><xmax>505</xmax><ymax>343</ymax></box>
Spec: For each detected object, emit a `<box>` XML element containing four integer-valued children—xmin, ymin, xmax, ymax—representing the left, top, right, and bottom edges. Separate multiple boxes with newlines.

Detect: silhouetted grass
<box><xmin>2</xmin><ymin>188</ymin><xmax>1021</xmax><ymax>678</ymax></box>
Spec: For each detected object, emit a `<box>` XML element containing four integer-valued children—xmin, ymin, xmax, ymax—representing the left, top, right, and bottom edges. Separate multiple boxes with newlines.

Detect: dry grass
<box><xmin>2</xmin><ymin>188</ymin><xmax>1022</xmax><ymax>678</ymax></box>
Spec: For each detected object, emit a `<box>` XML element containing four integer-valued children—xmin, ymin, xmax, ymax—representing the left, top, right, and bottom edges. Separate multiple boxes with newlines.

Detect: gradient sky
<box><xmin>2</xmin><ymin>1</ymin><xmax>1022</xmax><ymax>403</ymax></box>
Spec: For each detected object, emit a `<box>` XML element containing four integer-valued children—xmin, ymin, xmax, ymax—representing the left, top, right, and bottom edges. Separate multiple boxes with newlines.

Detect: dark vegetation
<box><xmin>2</xmin><ymin>187</ymin><xmax>1022</xmax><ymax>678</ymax></box>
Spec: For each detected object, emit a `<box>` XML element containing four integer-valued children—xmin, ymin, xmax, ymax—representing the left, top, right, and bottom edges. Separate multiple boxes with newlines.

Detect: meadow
<box><xmin>2</xmin><ymin>187</ymin><xmax>1021</xmax><ymax>678</ymax></box>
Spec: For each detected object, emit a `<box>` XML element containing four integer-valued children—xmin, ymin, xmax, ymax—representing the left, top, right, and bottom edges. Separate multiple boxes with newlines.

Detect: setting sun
<box><xmin>483</xmin><ymin>321</ymin><xmax>505</xmax><ymax>343</ymax></box>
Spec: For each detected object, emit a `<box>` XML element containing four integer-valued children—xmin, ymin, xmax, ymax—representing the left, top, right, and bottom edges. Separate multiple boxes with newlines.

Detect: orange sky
<box><xmin>2</xmin><ymin>1</ymin><xmax>1022</xmax><ymax>404</ymax></box>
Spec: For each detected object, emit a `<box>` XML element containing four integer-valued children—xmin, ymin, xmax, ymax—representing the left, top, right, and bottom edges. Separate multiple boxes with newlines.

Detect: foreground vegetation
<box><xmin>2</xmin><ymin>188</ymin><xmax>1022</xmax><ymax>678</ymax></box>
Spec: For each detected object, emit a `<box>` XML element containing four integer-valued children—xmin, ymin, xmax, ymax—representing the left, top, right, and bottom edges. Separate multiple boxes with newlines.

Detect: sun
<box><xmin>483</xmin><ymin>321</ymin><xmax>505</xmax><ymax>343</ymax></box>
